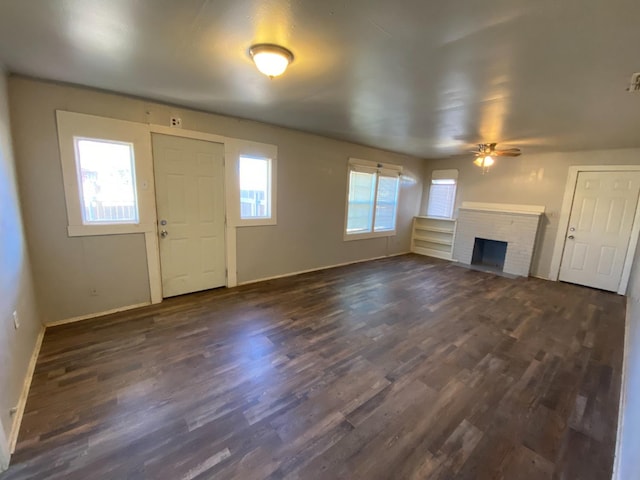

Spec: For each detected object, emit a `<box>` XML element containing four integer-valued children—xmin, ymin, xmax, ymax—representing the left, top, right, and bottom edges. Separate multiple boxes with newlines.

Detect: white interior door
<box><xmin>559</xmin><ymin>171</ymin><xmax>640</xmax><ymax>292</ymax></box>
<box><xmin>152</xmin><ymin>134</ymin><xmax>226</xmax><ymax>297</ymax></box>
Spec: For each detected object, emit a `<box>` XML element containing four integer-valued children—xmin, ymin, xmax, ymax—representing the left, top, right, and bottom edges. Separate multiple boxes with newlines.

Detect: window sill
<box><xmin>67</xmin><ymin>224</ymin><xmax>155</xmax><ymax>237</ymax></box>
<box><xmin>343</xmin><ymin>230</ymin><xmax>396</xmax><ymax>241</ymax></box>
<box><xmin>236</xmin><ymin>217</ymin><xmax>277</xmax><ymax>227</ymax></box>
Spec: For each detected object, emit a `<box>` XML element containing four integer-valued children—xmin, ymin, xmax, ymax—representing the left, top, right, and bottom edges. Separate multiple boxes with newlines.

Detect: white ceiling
<box><xmin>0</xmin><ymin>0</ymin><xmax>639</xmax><ymax>158</ymax></box>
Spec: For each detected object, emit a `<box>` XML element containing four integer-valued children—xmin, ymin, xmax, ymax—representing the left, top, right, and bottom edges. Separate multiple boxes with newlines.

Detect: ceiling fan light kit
<box><xmin>471</xmin><ymin>143</ymin><xmax>521</xmax><ymax>173</ymax></box>
<box><xmin>249</xmin><ymin>44</ymin><xmax>294</xmax><ymax>78</ymax></box>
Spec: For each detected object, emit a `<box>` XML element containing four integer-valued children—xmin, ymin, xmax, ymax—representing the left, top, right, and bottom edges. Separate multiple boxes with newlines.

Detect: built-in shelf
<box><xmin>413</xmin><ymin>235</ymin><xmax>452</xmax><ymax>246</ymax></box>
<box><xmin>411</xmin><ymin>216</ymin><xmax>456</xmax><ymax>260</ymax></box>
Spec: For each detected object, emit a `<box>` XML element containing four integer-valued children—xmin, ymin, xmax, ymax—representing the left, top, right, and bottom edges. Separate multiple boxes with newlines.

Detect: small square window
<box><xmin>239</xmin><ymin>156</ymin><xmax>272</xmax><ymax>220</ymax></box>
<box><xmin>427</xmin><ymin>170</ymin><xmax>458</xmax><ymax>218</ymax></box>
<box><xmin>74</xmin><ymin>138</ymin><xmax>139</xmax><ymax>224</ymax></box>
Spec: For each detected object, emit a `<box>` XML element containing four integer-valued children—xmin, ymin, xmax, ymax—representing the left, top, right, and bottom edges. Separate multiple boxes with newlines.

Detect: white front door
<box><xmin>152</xmin><ymin>134</ymin><xmax>226</xmax><ymax>297</ymax></box>
<box><xmin>559</xmin><ymin>171</ymin><xmax>640</xmax><ymax>292</ymax></box>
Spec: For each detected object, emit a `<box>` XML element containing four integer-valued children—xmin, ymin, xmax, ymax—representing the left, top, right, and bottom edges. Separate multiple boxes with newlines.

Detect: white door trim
<box><xmin>148</xmin><ymin>125</ymin><xmax>237</xmax><ymax>288</ymax></box>
<box><xmin>549</xmin><ymin>165</ymin><xmax>640</xmax><ymax>294</ymax></box>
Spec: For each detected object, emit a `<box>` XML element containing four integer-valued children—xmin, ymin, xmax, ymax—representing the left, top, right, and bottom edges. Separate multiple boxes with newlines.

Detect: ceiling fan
<box><xmin>471</xmin><ymin>143</ymin><xmax>521</xmax><ymax>172</ymax></box>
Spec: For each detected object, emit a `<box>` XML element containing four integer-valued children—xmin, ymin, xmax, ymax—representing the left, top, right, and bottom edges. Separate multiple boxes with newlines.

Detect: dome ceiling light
<box><xmin>249</xmin><ymin>44</ymin><xmax>294</xmax><ymax>78</ymax></box>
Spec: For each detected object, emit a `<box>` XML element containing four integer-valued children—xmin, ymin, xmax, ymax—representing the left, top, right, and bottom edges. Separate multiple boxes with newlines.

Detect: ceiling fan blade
<box><xmin>494</xmin><ymin>151</ymin><xmax>522</xmax><ymax>157</ymax></box>
<box><xmin>497</xmin><ymin>148</ymin><xmax>522</xmax><ymax>153</ymax></box>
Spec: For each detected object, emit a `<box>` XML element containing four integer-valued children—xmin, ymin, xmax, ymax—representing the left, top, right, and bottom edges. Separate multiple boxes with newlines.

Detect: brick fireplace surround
<box><xmin>452</xmin><ymin>202</ymin><xmax>545</xmax><ymax>277</ymax></box>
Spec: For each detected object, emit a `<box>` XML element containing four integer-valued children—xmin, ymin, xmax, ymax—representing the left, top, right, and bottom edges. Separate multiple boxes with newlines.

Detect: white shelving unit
<box><xmin>411</xmin><ymin>216</ymin><xmax>457</xmax><ymax>260</ymax></box>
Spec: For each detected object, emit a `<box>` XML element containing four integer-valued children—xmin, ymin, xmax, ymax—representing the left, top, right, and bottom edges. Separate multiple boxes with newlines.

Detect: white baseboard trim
<box><xmin>9</xmin><ymin>325</ymin><xmax>45</xmax><ymax>453</ymax></box>
<box><xmin>532</xmin><ymin>274</ymin><xmax>552</xmax><ymax>281</ymax></box>
<box><xmin>238</xmin><ymin>252</ymin><xmax>411</xmax><ymax>286</ymax></box>
<box><xmin>45</xmin><ymin>302</ymin><xmax>151</xmax><ymax>327</ymax></box>
<box><xmin>612</xmin><ymin>300</ymin><xmax>633</xmax><ymax>480</ymax></box>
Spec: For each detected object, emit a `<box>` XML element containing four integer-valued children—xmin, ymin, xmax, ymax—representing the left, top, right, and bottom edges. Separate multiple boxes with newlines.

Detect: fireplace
<box><xmin>452</xmin><ymin>202</ymin><xmax>544</xmax><ymax>277</ymax></box>
<box><xmin>471</xmin><ymin>238</ymin><xmax>508</xmax><ymax>272</ymax></box>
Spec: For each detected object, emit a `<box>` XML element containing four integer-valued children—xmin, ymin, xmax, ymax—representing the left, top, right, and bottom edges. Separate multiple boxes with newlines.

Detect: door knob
<box><xmin>568</xmin><ymin>235</ymin><xmax>575</xmax><ymax>240</ymax></box>
<box><xmin>160</xmin><ymin>230</ymin><xmax>168</xmax><ymax>238</ymax></box>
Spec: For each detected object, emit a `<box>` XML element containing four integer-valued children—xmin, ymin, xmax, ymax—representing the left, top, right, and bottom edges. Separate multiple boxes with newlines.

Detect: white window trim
<box><xmin>426</xmin><ymin>169</ymin><xmax>458</xmax><ymax>219</ymax></box>
<box><xmin>226</xmin><ymin>139</ymin><xmax>278</xmax><ymax>227</ymax></box>
<box><xmin>343</xmin><ymin>157</ymin><xmax>402</xmax><ymax>241</ymax></box>
<box><xmin>57</xmin><ymin>111</ymin><xmax>157</xmax><ymax>236</ymax></box>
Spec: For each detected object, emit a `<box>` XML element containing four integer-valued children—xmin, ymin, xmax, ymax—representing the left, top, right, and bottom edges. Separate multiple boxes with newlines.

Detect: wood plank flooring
<box><xmin>3</xmin><ymin>254</ymin><xmax>626</xmax><ymax>479</ymax></box>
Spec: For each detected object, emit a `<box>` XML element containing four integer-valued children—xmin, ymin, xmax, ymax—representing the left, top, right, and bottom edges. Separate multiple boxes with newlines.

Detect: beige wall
<box><xmin>0</xmin><ymin>70</ymin><xmax>41</xmax><ymax>445</ymax></box>
<box><xmin>9</xmin><ymin>76</ymin><xmax>424</xmax><ymax>323</ymax></box>
<box><xmin>422</xmin><ymin>149</ymin><xmax>640</xmax><ymax>279</ymax></box>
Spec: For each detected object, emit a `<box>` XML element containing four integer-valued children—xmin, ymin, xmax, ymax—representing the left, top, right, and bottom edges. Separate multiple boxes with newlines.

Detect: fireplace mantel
<box><xmin>459</xmin><ymin>202</ymin><xmax>545</xmax><ymax>216</ymax></box>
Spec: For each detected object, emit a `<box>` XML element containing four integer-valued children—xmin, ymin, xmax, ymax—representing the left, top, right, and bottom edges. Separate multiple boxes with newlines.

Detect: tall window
<box><xmin>74</xmin><ymin>138</ymin><xmax>138</xmax><ymax>224</ymax></box>
<box><xmin>345</xmin><ymin>159</ymin><xmax>401</xmax><ymax>239</ymax></box>
<box><xmin>239</xmin><ymin>156</ymin><xmax>272</xmax><ymax>220</ymax></box>
<box><xmin>427</xmin><ymin>169</ymin><xmax>458</xmax><ymax>218</ymax></box>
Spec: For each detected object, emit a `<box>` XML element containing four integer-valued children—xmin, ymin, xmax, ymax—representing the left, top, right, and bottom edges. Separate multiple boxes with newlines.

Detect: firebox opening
<box><xmin>471</xmin><ymin>238</ymin><xmax>507</xmax><ymax>272</ymax></box>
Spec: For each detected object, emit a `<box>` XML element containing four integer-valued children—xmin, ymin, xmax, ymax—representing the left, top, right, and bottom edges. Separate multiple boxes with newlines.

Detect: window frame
<box><xmin>426</xmin><ymin>169</ymin><xmax>458</xmax><ymax>219</ymax></box>
<box><xmin>227</xmin><ymin>139</ymin><xmax>278</xmax><ymax>227</ymax></box>
<box><xmin>239</xmin><ymin>155</ymin><xmax>273</xmax><ymax>221</ymax></box>
<box><xmin>73</xmin><ymin>136</ymin><xmax>140</xmax><ymax>225</ymax></box>
<box><xmin>56</xmin><ymin>110</ymin><xmax>157</xmax><ymax>237</ymax></box>
<box><xmin>343</xmin><ymin>158</ymin><xmax>403</xmax><ymax>241</ymax></box>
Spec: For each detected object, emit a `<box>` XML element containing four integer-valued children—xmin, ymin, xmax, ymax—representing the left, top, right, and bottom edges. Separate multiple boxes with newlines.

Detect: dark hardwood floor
<box><xmin>3</xmin><ymin>254</ymin><xmax>625</xmax><ymax>479</ymax></box>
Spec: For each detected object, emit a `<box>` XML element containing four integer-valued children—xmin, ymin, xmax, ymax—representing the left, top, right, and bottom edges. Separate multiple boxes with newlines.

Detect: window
<box><xmin>239</xmin><ymin>156</ymin><xmax>271</xmax><ymax>220</ymax></box>
<box><xmin>75</xmin><ymin>138</ymin><xmax>138</xmax><ymax>224</ymax></box>
<box><xmin>345</xmin><ymin>159</ymin><xmax>402</xmax><ymax>239</ymax></box>
<box><xmin>56</xmin><ymin>110</ymin><xmax>156</xmax><ymax>237</ymax></box>
<box><xmin>230</xmin><ymin>139</ymin><xmax>277</xmax><ymax>227</ymax></box>
<box><xmin>427</xmin><ymin>169</ymin><xmax>458</xmax><ymax>218</ymax></box>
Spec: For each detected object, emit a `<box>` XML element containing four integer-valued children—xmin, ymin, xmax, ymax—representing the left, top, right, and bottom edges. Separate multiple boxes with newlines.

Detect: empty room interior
<box><xmin>1</xmin><ymin>1</ymin><xmax>640</xmax><ymax>479</ymax></box>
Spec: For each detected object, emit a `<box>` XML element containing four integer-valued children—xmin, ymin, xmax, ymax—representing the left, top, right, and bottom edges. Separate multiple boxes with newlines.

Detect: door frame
<box><xmin>549</xmin><ymin>165</ymin><xmax>640</xmax><ymax>294</ymax></box>
<box><xmin>149</xmin><ymin>125</ymin><xmax>237</xmax><ymax>290</ymax></box>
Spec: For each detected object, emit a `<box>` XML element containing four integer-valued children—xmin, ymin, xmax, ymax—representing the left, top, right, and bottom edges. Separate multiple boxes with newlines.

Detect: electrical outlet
<box><xmin>13</xmin><ymin>311</ymin><xmax>19</xmax><ymax>330</ymax></box>
<box><xmin>90</xmin><ymin>287</ymin><xmax>99</xmax><ymax>296</ymax></box>
<box><xmin>170</xmin><ymin>116</ymin><xmax>182</xmax><ymax>128</ymax></box>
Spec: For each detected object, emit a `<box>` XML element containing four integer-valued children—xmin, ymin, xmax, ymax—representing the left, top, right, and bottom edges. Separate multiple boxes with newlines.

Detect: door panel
<box><xmin>559</xmin><ymin>171</ymin><xmax>640</xmax><ymax>291</ymax></box>
<box><xmin>153</xmin><ymin>134</ymin><xmax>226</xmax><ymax>298</ymax></box>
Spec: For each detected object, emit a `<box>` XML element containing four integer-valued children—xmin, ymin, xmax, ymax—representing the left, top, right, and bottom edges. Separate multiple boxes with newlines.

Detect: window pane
<box><xmin>374</xmin><ymin>175</ymin><xmax>400</xmax><ymax>232</ymax></box>
<box><xmin>75</xmin><ymin>138</ymin><xmax>138</xmax><ymax>224</ymax></box>
<box><xmin>346</xmin><ymin>171</ymin><xmax>376</xmax><ymax>233</ymax></box>
<box><xmin>240</xmin><ymin>156</ymin><xmax>270</xmax><ymax>219</ymax></box>
<box><xmin>427</xmin><ymin>181</ymin><xmax>456</xmax><ymax>218</ymax></box>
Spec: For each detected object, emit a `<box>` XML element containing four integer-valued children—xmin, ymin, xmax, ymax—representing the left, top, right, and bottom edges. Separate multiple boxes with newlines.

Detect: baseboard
<box><xmin>45</xmin><ymin>302</ymin><xmax>151</xmax><ymax>327</ymax></box>
<box><xmin>9</xmin><ymin>325</ymin><xmax>45</xmax><ymax>453</ymax></box>
<box><xmin>612</xmin><ymin>299</ymin><xmax>633</xmax><ymax>480</ymax></box>
<box><xmin>238</xmin><ymin>252</ymin><xmax>411</xmax><ymax>286</ymax></box>
<box><xmin>532</xmin><ymin>274</ymin><xmax>552</xmax><ymax>281</ymax></box>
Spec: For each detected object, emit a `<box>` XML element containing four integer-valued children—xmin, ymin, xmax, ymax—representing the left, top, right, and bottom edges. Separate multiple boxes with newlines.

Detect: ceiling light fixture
<box><xmin>473</xmin><ymin>155</ymin><xmax>494</xmax><ymax>174</ymax></box>
<box><xmin>249</xmin><ymin>44</ymin><xmax>294</xmax><ymax>78</ymax></box>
